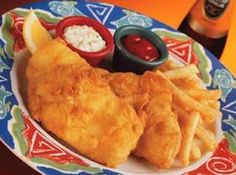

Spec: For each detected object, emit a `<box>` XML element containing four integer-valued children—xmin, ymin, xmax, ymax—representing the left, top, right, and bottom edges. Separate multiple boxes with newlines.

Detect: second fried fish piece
<box><xmin>101</xmin><ymin>70</ymin><xmax>181</xmax><ymax>169</ymax></box>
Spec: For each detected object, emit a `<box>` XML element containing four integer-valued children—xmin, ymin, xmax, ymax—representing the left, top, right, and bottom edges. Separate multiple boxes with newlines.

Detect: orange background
<box><xmin>221</xmin><ymin>2</ymin><xmax>236</xmax><ymax>75</ymax></box>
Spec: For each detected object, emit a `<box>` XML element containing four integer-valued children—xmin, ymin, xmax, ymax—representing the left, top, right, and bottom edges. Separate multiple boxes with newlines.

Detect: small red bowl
<box><xmin>56</xmin><ymin>16</ymin><xmax>114</xmax><ymax>66</ymax></box>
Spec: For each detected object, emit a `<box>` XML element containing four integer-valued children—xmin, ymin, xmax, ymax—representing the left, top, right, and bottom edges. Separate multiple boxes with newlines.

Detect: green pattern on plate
<box><xmin>192</xmin><ymin>42</ymin><xmax>212</xmax><ymax>85</ymax></box>
<box><xmin>1</xmin><ymin>8</ymin><xmax>60</xmax><ymax>58</ymax></box>
<box><xmin>11</xmin><ymin>106</ymin><xmax>28</xmax><ymax>155</ymax></box>
<box><xmin>13</xmin><ymin>8</ymin><xmax>61</xmax><ymax>24</ymax></box>
<box><xmin>1</xmin><ymin>14</ymin><xmax>14</xmax><ymax>57</ymax></box>
<box><xmin>152</xmin><ymin>28</ymin><xmax>188</xmax><ymax>40</ymax></box>
<box><xmin>224</xmin><ymin>132</ymin><xmax>236</xmax><ymax>153</ymax></box>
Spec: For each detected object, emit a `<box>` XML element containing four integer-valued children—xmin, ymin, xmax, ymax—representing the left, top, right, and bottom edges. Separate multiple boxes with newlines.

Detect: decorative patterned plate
<box><xmin>0</xmin><ymin>0</ymin><xmax>235</xmax><ymax>174</ymax></box>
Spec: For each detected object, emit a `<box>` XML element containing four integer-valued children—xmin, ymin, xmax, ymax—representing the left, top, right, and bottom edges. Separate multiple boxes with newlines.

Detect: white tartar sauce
<box><xmin>63</xmin><ymin>25</ymin><xmax>106</xmax><ymax>52</ymax></box>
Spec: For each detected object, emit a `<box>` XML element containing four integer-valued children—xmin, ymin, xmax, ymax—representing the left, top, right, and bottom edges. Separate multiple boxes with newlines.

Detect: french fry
<box><xmin>156</xmin><ymin>62</ymin><xmax>220</xmax><ymax>167</ymax></box>
<box><xmin>190</xmin><ymin>139</ymin><xmax>201</xmax><ymax>160</ymax></box>
<box><xmin>173</xmin><ymin>102</ymin><xmax>217</xmax><ymax>157</ymax></box>
<box><xmin>157</xmin><ymin>60</ymin><xmax>179</xmax><ymax>72</ymax></box>
<box><xmin>201</xmin><ymin>100</ymin><xmax>221</xmax><ymax>110</ymax></box>
<box><xmin>182</xmin><ymin>89</ymin><xmax>221</xmax><ymax>101</ymax></box>
<box><xmin>196</xmin><ymin>123</ymin><xmax>217</xmax><ymax>151</ymax></box>
<box><xmin>208</xmin><ymin>101</ymin><xmax>221</xmax><ymax>110</ymax></box>
<box><xmin>156</xmin><ymin>70</ymin><xmax>222</xmax><ymax>123</ymax></box>
<box><xmin>172</xmin><ymin>75</ymin><xmax>203</xmax><ymax>89</ymax></box>
<box><xmin>178</xmin><ymin>111</ymin><xmax>200</xmax><ymax>166</ymax></box>
<box><xmin>163</xmin><ymin>64</ymin><xmax>199</xmax><ymax>80</ymax></box>
<box><xmin>172</xmin><ymin>103</ymin><xmax>189</xmax><ymax>119</ymax></box>
<box><xmin>172</xmin><ymin>89</ymin><xmax>220</xmax><ymax>123</ymax></box>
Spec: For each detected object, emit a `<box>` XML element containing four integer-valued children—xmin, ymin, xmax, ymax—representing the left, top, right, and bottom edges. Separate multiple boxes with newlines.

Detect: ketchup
<box><xmin>122</xmin><ymin>34</ymin><xmax>160</xmax><ymax>61</ymax></box>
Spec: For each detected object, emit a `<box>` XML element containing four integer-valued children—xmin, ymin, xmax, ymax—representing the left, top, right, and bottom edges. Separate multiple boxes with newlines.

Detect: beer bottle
<box><xmin>178</xmin><ymin>0</ymin><xmax>235</xmax><ymax>59</ymax></box>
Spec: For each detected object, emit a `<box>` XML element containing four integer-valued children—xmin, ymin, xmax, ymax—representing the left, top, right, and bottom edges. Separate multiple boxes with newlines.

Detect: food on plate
<box><xmin>101</xmin><ymin>71</ymin><xmax>182</xmax><ymax>168</ymax></box>
<box><xmin>23</xmin><ymin>10</ymin><xmax>52</xmax><ymax>54</ymax></box>
<box><xmin>190</xmin><ymin>139</ymin><xmax>201</xmax><ymax>160</ymax></box>
<box><xmin>162</xmin><ymin>64</ymin><xmax>199</xmax><ymax>79</ymax></box>
<box><xmin>122</xmin><ymin>34</ymin><xmax>160</xmax><ymax>61</ymax></box>
<box><xmin>100</xmin><ymin>71</ymin><xmax>148</xmax><ymax>113</ymax></box>
<box><xmin>134</xmin><ymin>71</ymin><xmax>181</xmax><ymax>169</ymax></box>
<box><xmin>160</xmin><ymin>70</ymin><xmax>221</xmax><ymax>123</ymax></box>
<box><xmin>196</xmin><ymin>123</ymin><xmax>217</xmax><ymax>151</ymax></box>
<box><xmin>99</xmin><ymin>61</ymin><xmax>221</xmax><ymax>168</ymax></box>
<box><xmin>113</xmin><ymin>25</ymin><xmax>168</xmax><ymax>74</ymax></box>
<box><xmin>26</xmin><ymin>38</ymin><xmax>144</xmax><ymax>167</ymax></box>
<box><xmin>178</xmin><ymin>111</ymin><xmax>200</xmax><ymax>166</ymax></box>
<box><xmin>56</xmin><ymin>15</ymin><xmax>114</xmax><ymax>66</ymax></box>
<box><xmin>158</xmin><ymin>61</ymin><xmax>221</xmax><ymax>166</ymax></box>
<box><xmin>63</xmin><ymin>25</ymin><xmax>106</xmax><ymax>52</ymax></box>
<box><xmin>23</xmin><ymin>10</ymin><xmax>221</xmax><ymax>170</ymax></box>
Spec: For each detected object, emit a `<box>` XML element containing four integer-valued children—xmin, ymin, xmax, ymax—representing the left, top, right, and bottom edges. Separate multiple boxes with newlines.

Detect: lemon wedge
<box><xmin>23</xmin><ymin>10</ymin><xmax>52</xmax><ymax>54</ymax></box>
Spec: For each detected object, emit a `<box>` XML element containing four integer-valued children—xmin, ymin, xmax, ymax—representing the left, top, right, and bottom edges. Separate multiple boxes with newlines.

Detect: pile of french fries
<box><xmin>156</xmin><ymin>60</ymin><xmax>221</xmax><ymax>166</ymax></box>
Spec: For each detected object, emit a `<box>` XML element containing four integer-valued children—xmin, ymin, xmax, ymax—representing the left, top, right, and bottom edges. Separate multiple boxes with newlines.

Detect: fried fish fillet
<box><xmin>101</xmin><ymin>70</ymin><xmax>181</xmax><ymax>169</ymax></box>
<box><xmin>101</xmin><ymin>71</ymin><xmax>148</xmax><ymax>124</ymax></box>
<box><xmin>26</xmin><ymin>39</ymin><xmax>144</xmax><ymax>167</ymax></box>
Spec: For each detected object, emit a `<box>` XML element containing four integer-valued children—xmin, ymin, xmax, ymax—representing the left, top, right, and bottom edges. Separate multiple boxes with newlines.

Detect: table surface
<box><xmin>0</xmin><ymin>1</ymin><xmax>234</xmax><ymax>175</ymax></box>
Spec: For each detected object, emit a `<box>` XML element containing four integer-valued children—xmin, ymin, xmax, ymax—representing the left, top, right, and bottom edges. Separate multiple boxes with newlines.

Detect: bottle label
<box><xmin>204</xmin><ymin>0</ymin><xmax>229</xmax><ymax>18</ymax></box>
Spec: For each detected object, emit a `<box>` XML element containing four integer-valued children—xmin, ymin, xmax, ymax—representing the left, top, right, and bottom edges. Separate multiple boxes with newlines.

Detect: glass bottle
<box><xmin>179</xmin><ymin>0</ymin><xmax>235</xmax><ymax>59</ymax></box>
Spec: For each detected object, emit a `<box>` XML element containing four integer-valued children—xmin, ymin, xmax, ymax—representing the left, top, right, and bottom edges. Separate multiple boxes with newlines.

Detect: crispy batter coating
<box><xmin>26</xmin><ymin>39</ymin><xmax>144</xmax><ymax>167</ymax></box>
<box><xmin>101</xmin><ymin>71</ymin><xmax>181</xmax><ymax>169</ymax></box>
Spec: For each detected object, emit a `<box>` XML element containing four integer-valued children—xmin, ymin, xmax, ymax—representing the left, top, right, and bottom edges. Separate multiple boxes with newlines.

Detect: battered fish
<box><xmin>101</xmin><ymin>70</ymin><xmax>181</xmax><ymax>169</ymax></box>
<box><xmin>26</xmin><ymin>39</ymin><xmax>144</xmax><ymax>167</ymax></box>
